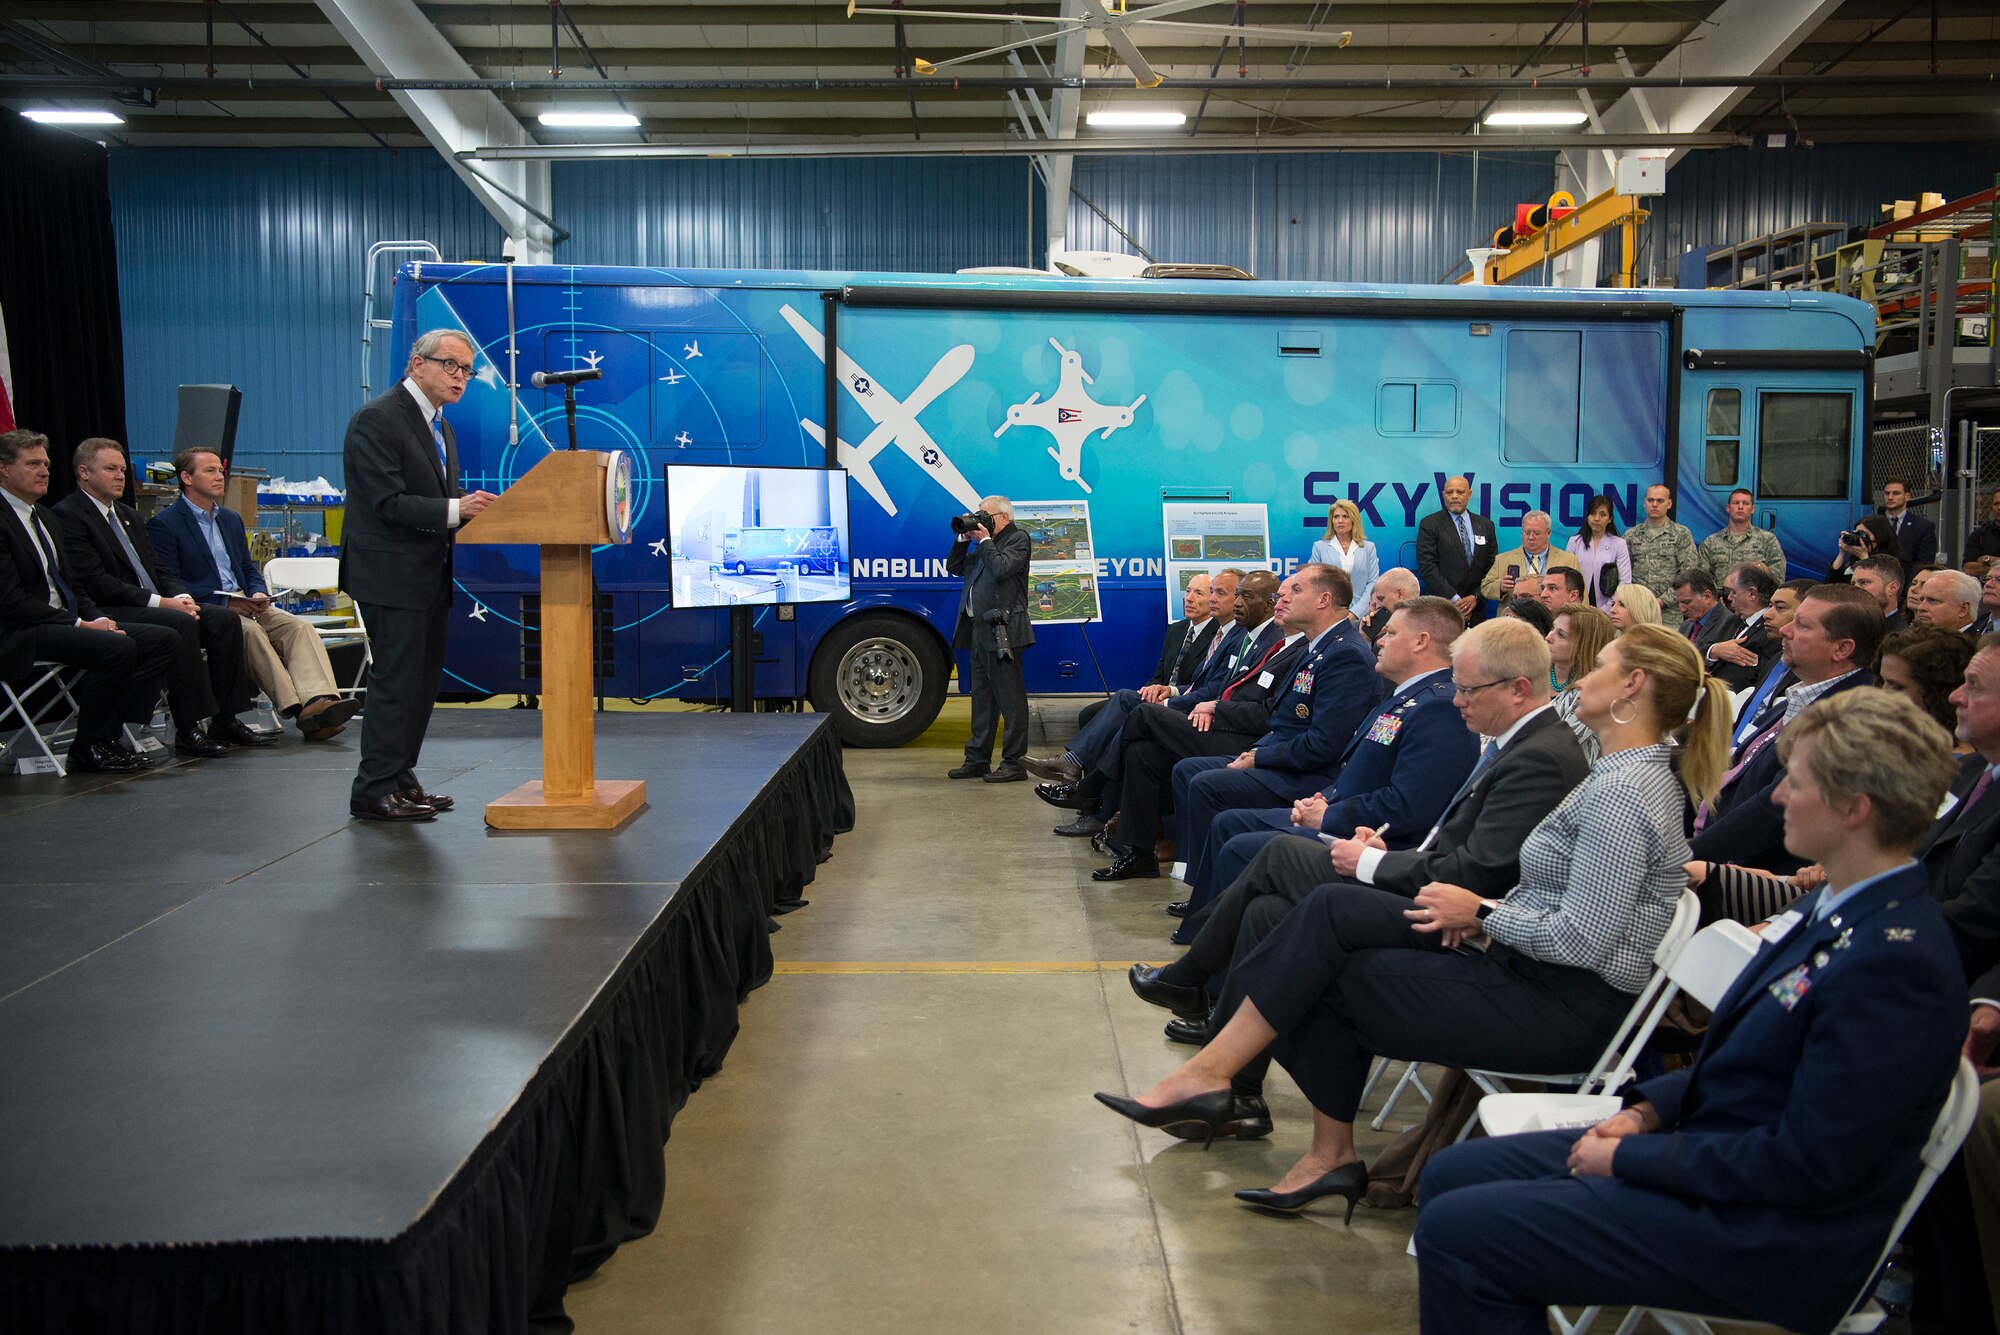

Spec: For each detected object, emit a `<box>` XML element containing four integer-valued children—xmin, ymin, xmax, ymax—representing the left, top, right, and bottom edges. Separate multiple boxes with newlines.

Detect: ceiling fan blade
<box><xmin>848</xmin><ymin>6</ymin><xmax>1078</xmax><ymax>23</ymax></box>
<box><xmin>1094</xmin><ymin>22</ymin><xmax>1161</xmax><ymax>88</ymax></box>
<box><xmin>914</xmin><ymin>26</ymin><xmax>1075</xmax><ymax>73</ymax></box>
<box><xmin>1128</xmin><ymin>19</ymin><xmax>1353</xmax><ymax>43</ymax></box>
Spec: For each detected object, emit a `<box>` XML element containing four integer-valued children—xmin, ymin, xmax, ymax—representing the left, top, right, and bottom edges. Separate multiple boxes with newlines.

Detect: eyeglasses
<box><xmin>1452</xmin><ymin>678</ymin><xmax>1512</xmax><ymax>698</ymax></box>
<box><xmin>421</xmin><ymin>354</ymin><xmax>474</xmax><ymax>378</ymax></box>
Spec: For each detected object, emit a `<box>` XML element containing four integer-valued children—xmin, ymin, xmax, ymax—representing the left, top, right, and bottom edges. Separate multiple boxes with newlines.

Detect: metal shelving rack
<box><xmin>1703</xmin><ymin>222</ymin><xmax>1850</xmax><ymax>291</ymax></box>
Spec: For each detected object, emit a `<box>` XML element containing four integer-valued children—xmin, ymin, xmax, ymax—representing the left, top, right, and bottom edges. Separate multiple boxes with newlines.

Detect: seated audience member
<box><xmin>1704</xmin><ymin>562</ymin><xmax>1783</xmax><ymax>691</ymax></box>
<box><xmin>1481</xmin><ymin>509</ymin><xmax>1580</xmax><ymax>604</ymax></box>
<box><xmin>1724</xmin><ymin>577</ymin><xmax>1814</xmax><ymax>752</ymax></box>
<box><xmin>1916</xmin><ymin>569</ymin><xmax>1982</xmax><ymax>635</ymax></box>
<box><xmin>1176</xmin><ymin>597</ymin><xmax>1477</xmax><ymax>923</ymax></box>
<box><xmin>1415</xmin><ymin>690</ymin><xmax>1967</xmax><ymax>1335</ymax></box>
<box><xmin>1881</xmin><ymin>624</ymin><xmax>1977</xmax><ymax>744</ymax></box>
<box><xmin>147</xmin><ymin>448</ymin><xmax>361</xmax><ymax>741</ymax></box>
<box><xmin>1538</xmin><ymin>565</ymin><xmax>1586</xmax><ymax>614</ymax></box>
<box><xmin>0</xmin><ymin>429</ymin><xmax>178</xmax><ymax>773</ymax></box>
<box><xmin>1671</xmin><ymin>567</ymin><xmax>1739</xmax><ymax>655</ymax></box>
<box><xmin>1566</xmin><ymin>494</ymin><xmax>1632</xmax><ymax>612</ymax></box>
<box><xmin>1498</xmin><ymin>595</ymin><xmax>1552</xmax><ymax>638</ymax></box>
<box><xmin>1608</xmin><ymin>582</ymin><xmax>1663</xmax><ymax>630</ymax></box>
<box><xmin>1030</xmin><ymin>569</ymin><xmax>1234</xmax><ymax>786</ymax></box>
<box><xmin>1096</xmin><ymin>625</ymin><xmax>1724</xmax><ymax>1215</ymax></box>
<box><xmin>1038</xmin><ymin>570</ymin><xmax>1270</xmax><ymax>835</ymax></box>
<box><xmin>1308</xmin><ymin>499</ymin><xmax>1378</xmax><ymax>617</ymax></box>
<box><xmin>1977</xmin><ymin>568</ymin><xmax>2000</xmax><ymax>635</ymax></box>
<box><xmin>1967</xmin><ymin>489</ymin><xmax>2000</xmax><ymax>567</ymax></box>
<box><xmin>1149</xmin><ymin>566</ymin><xmax>1380</xmax><ymax>884</ymax></box>
<box><xmin>1848</xmin><ymin>552</ymin><xmax>1908</xmax><ymax>632</ymax></box>
<box><xmin>1692</xmin><ymin>583</ymin><xmax>1883</xmax><ymax>874</ymax></box>
<box><xmin>1074</xmin><ymin>572</ymin><xmax>1305</xmax><ymax>879</ymax></box>
<box><xmin>1825</xmin><ymin>512</ymin><xmax>1902</xmax><ymax>584</ymax></box>
<box><xmin>53</xmin><ymin>437</ymin><xmax>270</xmax><ymax>757</ymax></box>
<box><xmin>1130</xmin><ymin>620</ymin><xmax>1588</xmax><ymax>1106</ymax></box>
<box><xmin>1362</xmin><ymin>567</ymin><xmax>1419</xmax><ymax>642</ymax></box>
<box><xmin>1548</xmin><ymin>605</ymin><xmax>1614</xmax><ymax>760</ymax></box>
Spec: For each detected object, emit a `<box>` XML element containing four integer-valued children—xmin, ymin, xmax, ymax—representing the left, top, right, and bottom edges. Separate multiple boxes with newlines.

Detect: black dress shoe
<box><xmin>947</xmin><ymin>761</ymin><xmax>990</xmax><ymax>780</ymax></box>
<box><xmin>1127</xmin><ymin>963</ymin><xmax>1207</xmax><ymax>1017</ymax></box>
<box><xmin>1234</xmin><ymin>1160</ymin><xmax>1369</xmax><ymax>1224</ymax></box>
<box><xmin>399</xmin><ymin>788</ymin><xmax>455</xmax><ymax>812</ymax></box>
<box><xmin>350</xmin><ymin>793</ymin><xmax>437</xmax><ymax>822</ymax></box>
<box><xmin>67</xmin><ymin>741</ymin><xmax>144</xmax><ymax>774</ymax></box>
<box><xmin>1163</xmin><ymin>1014</ymin><xmax>1210</xmax><ymax>1046</ymax></box>
<box><xmin>1165</xmin><ymin>899</ymin><xmax>1191</xmax><ymax>918</ymax></box>
<box><xmin>212</xmin><ymin>719</ymin><xmax>277</xmax><ymax>746</ymax></box>
<box><xmin>1166</xmin><ymin>1092</ymin><xmax>1272</xmax><ymax>1142</ymax></box>
<box><xmin>174</xmin><ymin>726</ymin><xmax>229</xmax><ymax>758</ymax></box>
<box><xmin>1053</xmin><ymin>813</ymin><xmax>1106</xmax><ymax>838</ymax></box>
<box><xmin>1092</xmin><ymin>1088</ymin><xmax>1237</xmax><ymax>1150</ymax></box>
<box><xmin>1092</xmin><ymin>849</ymin><xmax>1160</xmax><ymax>881</ymax></box>
<box><xmin>1022</xmin><ymin>754</ymin><xmax>1082</xmax><ymax>782</ymax></box>
<box><xmin>984</xmin><ymin>763</ymin><xmax>1027</xmax><ymax>783</ymax></box>
<box><xmin>1035</xmin><ymin>781</ymin><xmax>1090</xmax><ymax>810</ymax></box>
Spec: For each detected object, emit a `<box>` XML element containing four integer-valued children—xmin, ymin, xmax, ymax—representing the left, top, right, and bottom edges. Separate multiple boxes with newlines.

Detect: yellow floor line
<box><xmin>773</xmin><ymin>960</ymin><xmax>1169</xmax><ymax>975</ymax></box>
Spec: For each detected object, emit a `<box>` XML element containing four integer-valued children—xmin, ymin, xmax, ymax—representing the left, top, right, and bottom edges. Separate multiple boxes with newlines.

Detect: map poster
<box><xmin>1013</xmin><ymin>500</ymin><xmax>1100</xmax><ymax>624</ymax></box>
<box><xmin>1161</xmin><ymin>502</ymin><xmax>1272</xmax><ymax>622</ymax></box>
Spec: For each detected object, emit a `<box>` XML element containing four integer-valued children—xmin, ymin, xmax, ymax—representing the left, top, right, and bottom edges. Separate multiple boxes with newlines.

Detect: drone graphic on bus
<box><xmin>997</xmin><ymin>337</ymin><xmax>1147</xmax><ymax>495</ymax></box>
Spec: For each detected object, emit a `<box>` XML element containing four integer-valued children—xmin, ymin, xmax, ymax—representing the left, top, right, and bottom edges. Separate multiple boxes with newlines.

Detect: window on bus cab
<box><xmin>1704</xmin><ymin>388</ymin><xmax>1741</xmax><ymax>486</ymax></box>
<box><xmin>1755</xmin><ymin>392</ymin><xmax>1852</xmax><ymax>500</ymax></box>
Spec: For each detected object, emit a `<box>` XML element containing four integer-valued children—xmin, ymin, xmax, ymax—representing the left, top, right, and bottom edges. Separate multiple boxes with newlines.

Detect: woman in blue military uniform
<box><xmin>1414</xmin><ymin>688</ymin><xmax>1969</xmax><ymax>1335</ymax></box>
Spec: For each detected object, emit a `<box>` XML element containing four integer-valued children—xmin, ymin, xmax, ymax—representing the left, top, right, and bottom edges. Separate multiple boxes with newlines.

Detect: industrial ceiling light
<box><xmin>1086</xmin><ymin>110</ymin><xmax>1187</xmax><ymax>128</ymax></box>
<box><xmin>22</xmin><ymin>109</ymin><xmax>125</xmax><ymax>125</ymax></box>
<box><xmin>1484</xmin><ymin>109</ymin><xmax>1590</xmax><ymax>127</ymax></box>
<box><xmin>538</xmin><ymin>111</ymin><xmax>641</xmax><ymax>129</ymax></box>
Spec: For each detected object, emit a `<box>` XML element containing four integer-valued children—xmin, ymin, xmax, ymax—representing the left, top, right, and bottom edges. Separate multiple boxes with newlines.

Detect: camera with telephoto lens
<box><xmin>952</xmin><ymin>510</ymin><xmax>995</xmax><ymax>536</ymax></box>
<box><xmin>1839</xmin><ymin>529</ymin><xmax>1867</xmax><ymax>548</ymax></box>
<box><xmin>982</xmin><ymin>608</ymin><xmax>1014</xmax><ymax>659</ymax></box>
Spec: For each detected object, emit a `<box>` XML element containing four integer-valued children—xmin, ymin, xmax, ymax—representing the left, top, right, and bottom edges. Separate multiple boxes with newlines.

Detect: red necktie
<box><xmin>1222</xmin><ymin>639</ymin><xmax>1287</xmax><ymax>701</ymax></box>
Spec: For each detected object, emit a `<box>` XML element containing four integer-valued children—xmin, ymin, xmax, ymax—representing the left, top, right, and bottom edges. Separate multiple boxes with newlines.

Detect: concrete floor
<box><xmin>566</xmin><ymin>696</ymin><xmax>1431</xmax><ymax>1335</ymax></box>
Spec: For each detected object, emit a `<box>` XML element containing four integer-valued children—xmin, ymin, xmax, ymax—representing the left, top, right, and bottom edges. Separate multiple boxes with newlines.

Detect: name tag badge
<box><xmin>1937</xmin><ymin>791</ymin><xmax>1961</xmax><ymax>820</ymax></box>
<box><xmin>1474</xmin><ymin>534</ymin><xmax>1487</xmax><ymax>545</ymax></box>
<box><xmin>1762</xmin><ymin>910</ymin><xmax>1802</xmax><ymax>944</ymax></box>
<box><xmin>1257</xmin><ymin>670</ymin><xmax>1275</xmax><ymax>688</ymax></box>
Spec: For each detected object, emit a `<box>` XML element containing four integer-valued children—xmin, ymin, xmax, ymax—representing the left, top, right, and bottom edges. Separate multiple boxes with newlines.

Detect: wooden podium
<box><xmin>456</xmin><ymin>451</ymin><xmax>646</xmax><ymax>830</ymax></box>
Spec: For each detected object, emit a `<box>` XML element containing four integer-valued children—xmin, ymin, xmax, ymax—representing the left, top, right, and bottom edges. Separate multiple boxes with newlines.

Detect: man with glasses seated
<box><xmin>337</xmin><ymin>329</ymin><xmax>498</xmax><ymax>822</ymax></box>
<box><xmin>148</xmin><ymin>446</ymin><xmax>361</xmax><ymax>745</ymax></box>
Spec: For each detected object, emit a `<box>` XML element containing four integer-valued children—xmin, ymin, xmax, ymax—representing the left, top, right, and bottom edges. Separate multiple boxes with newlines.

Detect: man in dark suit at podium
<box><xmin>1416</xmin><ymin>475</ymin><xmax>1497</xmax><ymax>625</ymax></box>
<box><xmin>339</xmin><ymin>329</ymin><xmax>497</xmax><ymax>822</ymax></box>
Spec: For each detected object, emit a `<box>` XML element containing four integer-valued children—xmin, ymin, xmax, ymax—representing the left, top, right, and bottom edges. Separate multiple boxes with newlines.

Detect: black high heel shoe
<box><xmin>1092</xmin><ymin>1088</ymin><xmax>1237</xmax><ymax>1150</ymax></box>
<box><xmin>1233</xmin><ymin>1161</ymin><xmax>1369</xmax><ymax>1223</ymax></box>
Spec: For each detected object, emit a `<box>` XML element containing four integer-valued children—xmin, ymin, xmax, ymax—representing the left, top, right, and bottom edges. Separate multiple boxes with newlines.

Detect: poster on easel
<box><xmin>1013</xmin><ymin>499</ymin><xmax>1100</xmax><ymax>624</ymax></box>
<box><xmin>1161</xmin><ymin>502</ymin><xmax>1272</xmax><ymax>622</ymax></box>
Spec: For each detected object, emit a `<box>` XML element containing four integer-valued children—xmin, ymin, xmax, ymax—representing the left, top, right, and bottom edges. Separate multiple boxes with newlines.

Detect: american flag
<box><xmin>0</xmin><ymin>300</ymin><xmax>13</xmax><ymax>433</ymax></box>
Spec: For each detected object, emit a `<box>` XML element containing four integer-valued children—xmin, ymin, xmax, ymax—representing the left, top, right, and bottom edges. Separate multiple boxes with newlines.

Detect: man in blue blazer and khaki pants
<box><xmin>338</xmin><ymin>329</ymin><xmax>497</xmax><ymax>822</ymax></box>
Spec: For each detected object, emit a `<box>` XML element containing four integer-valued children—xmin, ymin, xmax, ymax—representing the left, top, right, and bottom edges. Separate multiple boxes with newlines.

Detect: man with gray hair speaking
<box><xmin>339</xmin><ymin>328</ymin><xmax>499</xmax><ymax>822</ymax></box>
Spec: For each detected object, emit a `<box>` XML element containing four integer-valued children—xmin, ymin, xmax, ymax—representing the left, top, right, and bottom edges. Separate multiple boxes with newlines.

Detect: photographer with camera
<box><xmin>947</xmin><ymin>495</ymin><xmax>1035</xmax><ymax>782</ymax></box>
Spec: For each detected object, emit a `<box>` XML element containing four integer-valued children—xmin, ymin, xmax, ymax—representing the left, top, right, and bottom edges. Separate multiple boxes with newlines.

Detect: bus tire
<box><xmin>808</xmin><ymin>613</ymin><xmax>948</xmax><ymax>748</ymax></box>
<box><xmin>732</xmin><ymin>560</ymin><xmax>749</xmax><ymax>575</ymax></box>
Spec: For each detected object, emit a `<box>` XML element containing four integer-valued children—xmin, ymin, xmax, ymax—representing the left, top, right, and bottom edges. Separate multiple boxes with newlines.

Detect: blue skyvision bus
<box><xmin>392</xmin><ymin>263</ymin><xmax>1874</xmax><ymax>745</ymax></box>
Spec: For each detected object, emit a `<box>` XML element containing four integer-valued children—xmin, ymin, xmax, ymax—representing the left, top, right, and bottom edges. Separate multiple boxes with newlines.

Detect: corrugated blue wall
<box><xmin>1065</xmin><ymin>151</ymin><xmax>1559</xmax><ymax>283</ymax></box>
<box><xmin>1644</xmin><ymin>142</ymin><xmax>2000</xmax><ymax>287</ymax></box>
<box><xmin>109</xmin><ymin>148</ymin><xmax>507</xmax><ymax>483</ymax></box>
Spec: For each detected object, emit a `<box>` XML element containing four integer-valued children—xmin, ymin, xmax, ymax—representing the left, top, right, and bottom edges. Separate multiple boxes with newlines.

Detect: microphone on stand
<box><xmin>530</xmin><ymin>368</ymin><xmax>603</xmax><ymax>389</ymax></box>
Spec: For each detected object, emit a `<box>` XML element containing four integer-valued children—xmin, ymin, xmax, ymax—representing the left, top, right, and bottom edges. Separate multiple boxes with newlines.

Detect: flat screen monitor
<box><xmin>665</xmin><ymin>464</ymin><xmax>852</xmax><ymax>607</ymax></box>
<box><xmin>171</xmin><ymin>384</ymin><xmax>242</xmax><ymax>468</ymax></box>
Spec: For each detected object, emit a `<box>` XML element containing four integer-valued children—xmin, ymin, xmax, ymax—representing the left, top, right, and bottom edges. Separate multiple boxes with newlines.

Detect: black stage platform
<box><xmin>0</xmin><ymin>709</ymin><xmax>853</xmax><ymax>1335</ymax></box>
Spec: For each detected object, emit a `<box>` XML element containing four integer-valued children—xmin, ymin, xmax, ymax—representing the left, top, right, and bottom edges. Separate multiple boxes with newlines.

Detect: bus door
<box><xmin>1684</xmin><ymin>375</ymin><xmax>1860</xmax><ymax>580</ymax></box>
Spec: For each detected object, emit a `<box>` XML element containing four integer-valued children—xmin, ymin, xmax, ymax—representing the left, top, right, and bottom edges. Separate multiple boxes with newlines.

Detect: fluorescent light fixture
<box><xmin>1484</xmin><ymin>109</ymin><xmax>1589</xmax><ymax>127</ymax></box>
<box><xmin>1086</xmin><ymin>110</ymin><xmax>1187</xmax><ymax>129</ymax></box>
<box><xmin>538</xmin><ymin>111</ymin><xmax>641</xmax><ymax>129</ymax></box>
<box><xmin>22</xmin><ymin>109</ymin><xmax>125</xmax><ymax>126</ymax></box>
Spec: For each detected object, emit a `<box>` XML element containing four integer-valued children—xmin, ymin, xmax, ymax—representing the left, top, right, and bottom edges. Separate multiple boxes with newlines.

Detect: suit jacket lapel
<box><xmin>397</xmin><ymin>386</ymin><xmax>449</xmax><ymax>488</ymax></box>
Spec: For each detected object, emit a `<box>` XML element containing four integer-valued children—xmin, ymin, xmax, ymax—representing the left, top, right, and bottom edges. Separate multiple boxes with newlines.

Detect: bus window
<box><xmin>1503</xmin><ymin>329</ymin><xmax>1581</xmax><ymax>463</ymax></box>
<box><xmin>1756</xmin><ymin>392</ymin><xmax>1852</xmax><ymax>500</ymax></box>
<box><xmin>1704</xmin><ymin>388</ymin><xmax>1740</xmax><ymax>486</ymax></box>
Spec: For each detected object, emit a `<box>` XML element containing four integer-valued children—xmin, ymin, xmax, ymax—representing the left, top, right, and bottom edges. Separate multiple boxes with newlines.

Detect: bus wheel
<box><xmin>732</xmin><ymin>560</ymin><xmax>749</xmax><ymax>575</ymax></box>
<box><xmin>809</xmin><ymin>613</ymin><xmax>947</xmax><ymax>747</ymax></box>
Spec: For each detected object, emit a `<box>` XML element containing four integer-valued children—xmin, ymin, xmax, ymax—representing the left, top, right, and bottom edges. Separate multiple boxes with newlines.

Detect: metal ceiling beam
<box><xmin>311</xmin><ymin>0</ymin><xmax>555</xmax><ymax>259</ymax></box>
<box><xmin>1040</xmin><ymin>0</ymin><xmax>1086</xmax><ymax>262</ymax></box>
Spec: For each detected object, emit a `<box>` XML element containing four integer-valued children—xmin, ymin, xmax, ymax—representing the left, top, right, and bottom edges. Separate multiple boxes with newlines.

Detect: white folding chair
<box><xmin>1606</xmin><ymin>1058</ymin><xmax>1983</xmax><ymax>1335</ymax></box>
<box><xmin>1367</xmin><ymin>1059</ymin><xmax>1434</xmax><ymax>1131</ymax></box>
<box><xmin>263</xmin><ymin>555</ymin><xmax>371</xmax><ymax>698</ymax></box>
<box><xmin>1478</xmin><ymin>911</ymin><xmax>1763</xmax><ymax>1140</ymax></box>
<box><xmin>0</xmin><ymin>661</ymin><xmax>82</xmax><ymax>775</ymax></box>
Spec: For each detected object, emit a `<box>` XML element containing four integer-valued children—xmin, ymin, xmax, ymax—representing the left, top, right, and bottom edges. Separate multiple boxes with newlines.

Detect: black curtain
<box><xmin>0</xmin><ymin>110</ymin><xmax>127</xmax><ymax>503</ymax></box>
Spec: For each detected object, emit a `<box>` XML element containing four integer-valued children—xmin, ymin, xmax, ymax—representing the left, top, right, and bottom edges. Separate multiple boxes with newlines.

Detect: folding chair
<box><xmin>0</xmin><ymin>661</ymin><xmax>82</xmax><ymax>776</ymax></box>
<box><xmin>1606</xmin><ymin>1057</ymin><xmax>1983</xmax><ymax>1335</ymax></box>
<box><xmin>263</xmin><ymin>555</ymin><xmax>371</xmax><ymax>698</ymax></box>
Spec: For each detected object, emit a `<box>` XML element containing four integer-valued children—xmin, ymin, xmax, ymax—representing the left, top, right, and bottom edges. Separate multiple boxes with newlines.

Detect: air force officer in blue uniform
<box><xmin>1416</xmin><ymin>689</ymin><xmax>1970</xmax><ymax>1335</ymax></box>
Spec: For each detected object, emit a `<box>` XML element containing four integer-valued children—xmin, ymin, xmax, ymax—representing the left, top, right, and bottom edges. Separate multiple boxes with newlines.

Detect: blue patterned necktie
<box><xmin>1454</xmin><ymin>510</ymin><xmax>1474</xmax><ymax>562</ymax></box>
<box><xmin>430</xmin><ymin>413</ymin><xmax>448</xmax><ymax>474</ymax></box>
